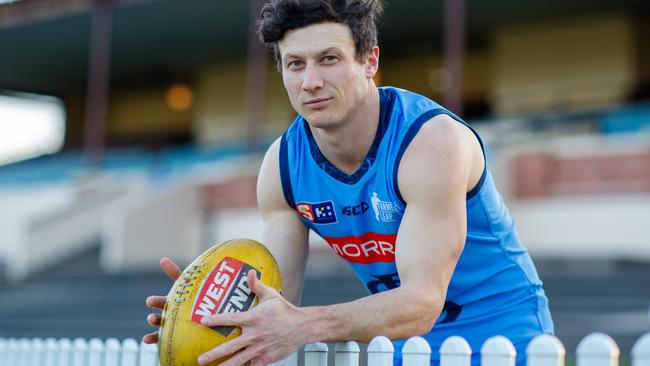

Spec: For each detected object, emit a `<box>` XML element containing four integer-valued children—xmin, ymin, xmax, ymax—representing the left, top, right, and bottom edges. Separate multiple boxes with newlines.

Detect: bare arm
<box><xmin>257</xmin><ymin>139</ymin><xmax>310</xmax><ymax>305</ymax></box>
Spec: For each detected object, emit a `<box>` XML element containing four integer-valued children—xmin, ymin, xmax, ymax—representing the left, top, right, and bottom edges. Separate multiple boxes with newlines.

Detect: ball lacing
<box><xmin>174</xmin><ymin>263</ymin><xmax>206</xmax><ymax>303</ymax></box>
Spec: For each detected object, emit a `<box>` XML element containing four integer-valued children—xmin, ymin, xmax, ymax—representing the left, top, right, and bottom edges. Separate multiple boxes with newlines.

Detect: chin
<box><xmin>302</xmin><ymin>111</ymin><xmax>340</xmax><ymax>129</ymax></box>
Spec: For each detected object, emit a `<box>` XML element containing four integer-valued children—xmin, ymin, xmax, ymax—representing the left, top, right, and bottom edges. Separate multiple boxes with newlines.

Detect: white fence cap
<box><xmin>58</xmin><ymin>338</ymin><xmax>72</xmax><ymax>350</ymax></box>
<box><xmin>121</xmin><ymin>339</ymin><xmax>138</xmax><ymax>351</ymax></box>
<box><xmin>481</xmin><ymin>336</ymin><xmax>516</xmax><ymax>357</ymax></box>
<box><xmin>632</xmin><ymin>333</ymin><xmax>650</xmax><ymax>358</ymax></box>
<box><xmin>526</xmin><ymin>334</ymin><xmax>565</xmax><ymax>357</ymax></box>
<box><xmin>440</xmin><ymin>335</ymin><xmax>472</xmax><ymax>356</ymax></box>
<box><xmin>89</xmin><ymin>338</ymin><xmax>105</xmax><ymax>351</ymax></box>
<box><xmin>368</xmin><ymin>336</ymin><xmax>394</xmax><ymax>353</ymax></box>
<box><xmin>305</xmin><ymin>342</ymin><xmax>328</xmax><ymax>353</ymax></box>
<box><xmin>334</xmin><ymin>341</ymin><xmax>360</xmax><ymax>353</ymax></box>
<box><xmin>105</xmin><ymin>338</ymin><xmax>121</xmax><ymax>351</ymax></box>
<box><xmin>403</xmin><ymin>336</ymin><xmax>432</xmax><ymax>355</ymax></box>
<box><xmin>73</xmin><ymin>337</ymin><xmax>88</xmax><ymax>350</ymax></box>
<box><xmin>576</xmin><ymin>333</ymin><xmax>620</xmax><ymax>357</ymax></box>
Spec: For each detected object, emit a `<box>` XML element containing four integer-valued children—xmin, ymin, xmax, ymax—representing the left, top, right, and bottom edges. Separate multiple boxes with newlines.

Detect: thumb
<box><xmin>247</xmin><ymin>269</ymin><xmax>279</xmax><ymax>302</ymax></box>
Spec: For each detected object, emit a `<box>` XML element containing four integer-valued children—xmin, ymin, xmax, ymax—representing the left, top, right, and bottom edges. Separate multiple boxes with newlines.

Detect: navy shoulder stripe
<box><xmin>279</xmin><ymin>132</ymin><xmax>295</xmax><ymax>209</ymax></box>
<box><xmin>392</xmin><ymin>109</ymin><xmax>487</xmax><ymax>205</ymax></box>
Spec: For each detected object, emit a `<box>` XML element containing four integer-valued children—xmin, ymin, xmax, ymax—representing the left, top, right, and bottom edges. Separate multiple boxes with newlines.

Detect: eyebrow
<box><xmin>283</xmin><ymin>47</ymin><xmax>344</xmax><ymax>61</ymax></box>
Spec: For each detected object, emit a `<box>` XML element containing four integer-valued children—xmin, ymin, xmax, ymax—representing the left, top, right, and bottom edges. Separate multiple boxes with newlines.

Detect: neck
<box><xmin>310</xmin><ymin>85</ymin><xmax>381</xmax><ymax>175</ymax></box>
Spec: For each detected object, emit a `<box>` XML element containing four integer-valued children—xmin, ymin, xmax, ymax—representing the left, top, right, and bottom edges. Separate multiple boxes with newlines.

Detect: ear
<box><xmin>364</xmin><ymin>46</ymin><xmax>380</xmax><ymax>78</ymax></box>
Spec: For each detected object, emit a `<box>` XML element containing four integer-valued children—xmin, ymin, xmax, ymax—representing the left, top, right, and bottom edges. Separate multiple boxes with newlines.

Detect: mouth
<box><xmin>303</xmin><ymin>97</ymin><xmax>332</xmax><ymax>109</ymax></box>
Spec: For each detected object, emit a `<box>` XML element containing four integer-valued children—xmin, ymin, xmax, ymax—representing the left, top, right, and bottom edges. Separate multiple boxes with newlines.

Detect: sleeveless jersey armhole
<box><xmin>279</xmin><ymin>132</ymin><xmax>296</xmax><ymax>209</ymax></box>
<box><xmin>393</xmin><ymin>109</ymin><xmax>488</xmax><ymax>205</ymax></box>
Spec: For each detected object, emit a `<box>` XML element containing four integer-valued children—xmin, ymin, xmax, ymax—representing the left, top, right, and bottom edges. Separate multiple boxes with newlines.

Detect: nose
<box><xmin>301</xmin><ymin>62</ymin><xmax>323</xmax><ymax>93</ymax></box>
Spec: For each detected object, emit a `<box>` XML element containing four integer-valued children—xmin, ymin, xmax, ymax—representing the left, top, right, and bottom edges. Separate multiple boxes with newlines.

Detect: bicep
<box><xmin>257</xmin><ymin>139</ymin><xmax>310</xmax><ymax>305</ymax></box>
<box><xmin>394</xmin><ymin>117</ymin><xmax>474</xmax><ymax>300</ymax></box>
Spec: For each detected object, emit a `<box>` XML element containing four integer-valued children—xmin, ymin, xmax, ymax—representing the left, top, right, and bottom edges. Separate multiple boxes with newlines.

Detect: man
<box><xmin>144</xmin><ymin>1</ymin><xmax>554</xmax><ymax>365</ymax></box>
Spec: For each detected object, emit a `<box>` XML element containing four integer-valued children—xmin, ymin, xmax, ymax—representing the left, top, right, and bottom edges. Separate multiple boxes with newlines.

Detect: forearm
<box><xmin>299</xmin><ymin>285</ymin><xmax>443</xmax><ymax>344</ymax></box>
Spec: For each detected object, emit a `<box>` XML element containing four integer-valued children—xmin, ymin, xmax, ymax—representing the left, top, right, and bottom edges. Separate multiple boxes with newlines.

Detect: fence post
<box><xmin>368</xmin><ymin>336</ymin><xmax>394</xmax><ymax>366</ymax></box>
<box><xmin>88</xmin><ymin>338</ymin><xmax>105</xmax><ymax>366</ymax></box>
<box><xmin>440</xmin><ymin>336</ymin><xmax>471</xmax><ymax>366</ymax></box>
<box><xmin>576</xmin><ymin>333</ymin><xmax>619</xmax><ymax>366</ymax></box>
<box><xmin>7</xmin><ymin>338</ymin><xmax>19</xmax><ymax>366</ymax></box>
<box><xmin>139</xmin><ymin>341</ymin><xmax>159</xmax><ymax>366</ymax></box>
<box><xmin>632</xmin><ymin>333</ymin><xmax>650</xmax><ymax>366</ymax></box>
<box><xmin>104</xmin><ymin>338</ymin><xmax>121</xmax><ymax>366</ymax></box>
<box><xmin>403</xmin><ymin>336</ymin><xmax>432</xmax><ymax>366</ymax></box>
<box><xmin>481</xmin><ymin>336</ymin><xmax>516</xmax><ymax>366</ymax></box>
<box><xmin>305</xmin><ymin>342</ymin><xmax>328</xmax><ymax>366</ymax></box>
<box><xmin>57</xmin><ymin>338</ymin><xmax>72</xmax><ymax>366</ymax></box>
<box><xmin>334</xmin><ymin>341</ymin><xmax>360</xmax><ymax>366</ymax></box>
<box><xmin>527</xmin><ymin>334</ymin><xmax>565</xmax><ymax>366</ymax></box>
<box><xmin>30</xmin><ymin>338</ymin><xmax>45</xmax><ymax>366</ymax></box>
<box><xmin>0</xmin><ymin>339</ymin><xmax>6</xmax><ymax>364</ymax></box>
<box><xmin>121</xmin><ymin>339</ymin><xmax>139</xmax><ymax>366</ymax></box>
<box><xmin>19</xmin><ymin>338</ymin><xmax>31</xmax><ymax>366</ymax></box>
<box><xmin>72</xmin><ymin>338</ymin><xmax>89</xmax><ymax>366</ymax></box>
<box><xmin>44</xmin><ymin>338</ymin><xmax>58</xmax><ymax>366</ymax></box>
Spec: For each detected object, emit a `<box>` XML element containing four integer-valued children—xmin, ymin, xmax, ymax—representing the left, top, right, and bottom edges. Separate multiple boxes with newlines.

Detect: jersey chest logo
<box><xmin>296</xmin><ymin>200</ymin><xmax>338</xmax><ymax>224</ymax></box>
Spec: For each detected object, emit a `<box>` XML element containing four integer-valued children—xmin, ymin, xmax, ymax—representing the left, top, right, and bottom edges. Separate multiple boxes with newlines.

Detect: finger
<box><xmin>201</xmin><ymin>310</ymin><xmax>255</xmax><ymax>327</ymax></box>
<box><xmin>160</xmin><ymin>257</ymin><xmax>182</xmax><ymax>281</ymax></box>
<box><xmin>217</xmin><ymin>344</ymin><xmax>268</xmax><ymax>366</ymax></box>
<box><xmin>197</xmin><ymin>336</ymin><xmax>253</xmax><ymax>365</ymax></box>
<box><xmin>142</xmin><ymin>331</ymin><xmax>159</xmax><ymax>344</ymax></box>
<box><xmin>248</xmin><ymin>270</ymin><xmax>279</xmax><ymax>302</ymax></box>
<box><xmin>147</xmin><ymin>313</ymin><xmax>161</xmax><ymax>327</ymax></box>
<box><xmin>146</xmin><ymin>295</ymin><xmax>167</xmax><ymax>310</ymax></box>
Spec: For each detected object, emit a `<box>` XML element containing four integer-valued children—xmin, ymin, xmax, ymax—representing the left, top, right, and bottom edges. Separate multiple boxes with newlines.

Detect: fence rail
<box><xmin>1</xmin><ymin>332</ymin><xmax>649</xmax><ymax>366</ymax></box>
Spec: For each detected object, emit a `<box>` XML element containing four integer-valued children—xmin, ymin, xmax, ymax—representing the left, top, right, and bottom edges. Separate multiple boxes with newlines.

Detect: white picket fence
<box><xmin>1</xmin><ymin>332</ymin><xmax>650</xmax><ymax>366</ymax></box>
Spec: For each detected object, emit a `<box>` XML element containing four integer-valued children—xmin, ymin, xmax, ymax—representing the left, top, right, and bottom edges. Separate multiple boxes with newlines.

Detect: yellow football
<box><xmin>158</xmin><ymin>239</ymin><xmax>282</xmax><ymax>366</ymax></box>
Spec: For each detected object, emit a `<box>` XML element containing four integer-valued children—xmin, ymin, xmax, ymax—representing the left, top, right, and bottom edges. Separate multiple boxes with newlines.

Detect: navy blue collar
<box><xmin>303</xmin><ymin>88</ymin><xmax>395</xmax><ymax>185</ymax></box>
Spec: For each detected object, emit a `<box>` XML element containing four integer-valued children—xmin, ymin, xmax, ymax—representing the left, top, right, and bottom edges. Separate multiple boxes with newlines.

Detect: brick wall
<box><xmin>515</xmin><ymin>151</ymin><xmax>650</xmax><ymax>198</ymax></box>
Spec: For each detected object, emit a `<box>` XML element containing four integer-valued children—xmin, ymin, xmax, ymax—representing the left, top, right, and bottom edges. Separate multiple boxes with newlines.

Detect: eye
<box><xmin>287</xmin><ymin>60</ymin><xmax>303</xmax><ymax>70</ymax></box>
<box><xmin>323</xmin><ymin>55</ymin><xmax>338</xmax><ymax>63</ymax></box>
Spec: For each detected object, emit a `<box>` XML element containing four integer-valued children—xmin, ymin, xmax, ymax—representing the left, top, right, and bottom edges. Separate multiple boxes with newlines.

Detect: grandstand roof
<box><xmin>1</xmin><ymin>0</ymin><xmax>648</xmax><ymax>96</ymax></box>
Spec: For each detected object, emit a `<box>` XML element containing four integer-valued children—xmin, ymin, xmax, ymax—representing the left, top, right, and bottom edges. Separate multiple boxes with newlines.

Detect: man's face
<box><xmin>278</xmin><ymin>22</ymin><xmax>378</xmax><ymax>130</ymax></box>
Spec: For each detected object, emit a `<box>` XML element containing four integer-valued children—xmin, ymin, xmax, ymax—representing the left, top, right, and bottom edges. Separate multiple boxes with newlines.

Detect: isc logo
<box><xmin>342</xmin><ymin>202</ymin><xmax>369</xmax><ymax>216</ymax></box>
<box><xmin>191</xmin><ymin>257</ymin><xmax>259</xmax><ymax>337</ymax></box>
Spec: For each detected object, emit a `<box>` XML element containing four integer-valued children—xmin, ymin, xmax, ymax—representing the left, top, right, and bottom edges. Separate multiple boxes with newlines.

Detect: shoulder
<box><xmin>410</xmin><ymin>114</ymin><xmax>475</xmax><ymax>154</ymax></box>
<box><xmin>397</xmin><ymin>114</ymin><xmax>483</xmax><ymax>203</ymax></box>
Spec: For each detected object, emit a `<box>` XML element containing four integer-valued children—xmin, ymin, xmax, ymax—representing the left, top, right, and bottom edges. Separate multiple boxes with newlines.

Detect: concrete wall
<box><xmin>101</xmin><ymin>182</ymin><xmax>204</xmax><ymax>272</ymax></box>
<box><xmin>0</xmin><ymin>180</ymin><xmax>129</xmax><ymax>282</ymax></box>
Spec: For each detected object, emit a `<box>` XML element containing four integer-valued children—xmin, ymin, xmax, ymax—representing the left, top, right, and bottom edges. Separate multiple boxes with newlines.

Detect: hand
<box><xmin>198</xmin><ymin>270</ymin><xmax>307</xmax><ymax>366</ymax></box>
<box><xmin>142</xmin><ymin>257</ymin><xmax>182</xmax><ymax>344</ymax></box>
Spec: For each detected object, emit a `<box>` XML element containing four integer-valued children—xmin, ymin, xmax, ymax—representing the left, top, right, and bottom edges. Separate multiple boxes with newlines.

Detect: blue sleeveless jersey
<box><xmin>279</xmin><ymin>87</ymin><xmax>554</xmax><ymax>365</ymax></box>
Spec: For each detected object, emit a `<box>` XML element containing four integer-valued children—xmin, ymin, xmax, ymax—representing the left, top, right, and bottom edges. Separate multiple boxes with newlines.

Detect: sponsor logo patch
<box><xmin>296</xmin><ymin>201</ymin><xmax>337</xmax><ymax>224</ymax></box>
<box><xmin>323</xmin><ymin>232</ymin><xmax>397</xmax><ymax>264</ymax></box>
<box><xmin>371</xmin><ymin>192</ymin><xmax>401</xmax><ymax>222</ymax></box>
<box><xmin>191</xmin><ymin>257</ymin><xmax>260</xmax><ymax>337</ymax></box>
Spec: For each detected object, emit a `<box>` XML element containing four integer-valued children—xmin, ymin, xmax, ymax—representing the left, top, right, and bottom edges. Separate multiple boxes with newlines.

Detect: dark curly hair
<box><xmin>258</xmin><ymin>0</ymin><xmax>383</xmax><ymax>68</ymax></box>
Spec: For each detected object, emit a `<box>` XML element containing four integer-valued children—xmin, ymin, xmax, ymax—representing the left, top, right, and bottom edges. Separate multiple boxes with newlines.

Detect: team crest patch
<box><xmin>371</xmin><ymin>192</ymin><xmax>401</xmax><ymax>222</ymax></box>
<box><xmin>296</xmin><ymin>201</ymin><xmax>338</xmax><ymax>224</ymax></box>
